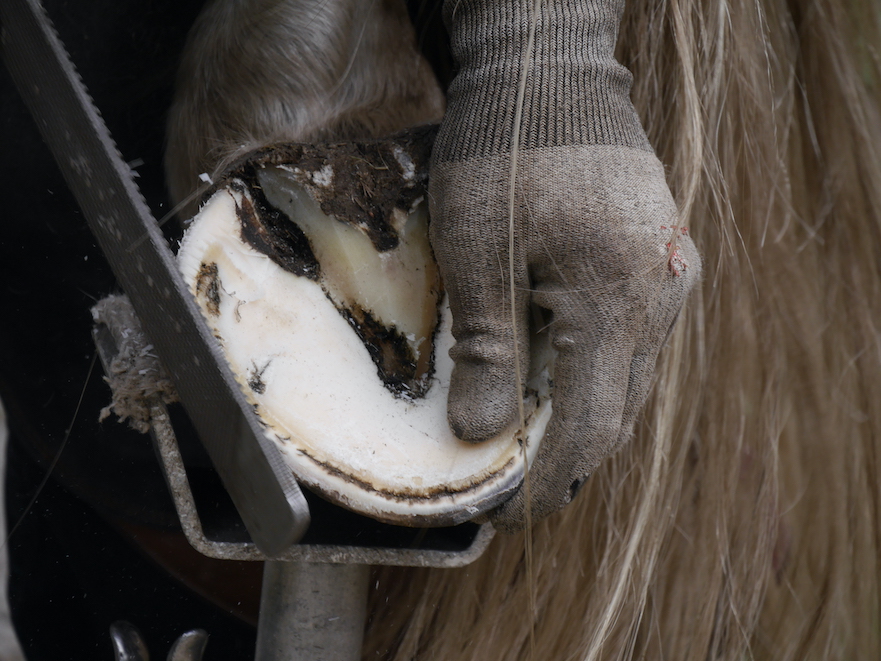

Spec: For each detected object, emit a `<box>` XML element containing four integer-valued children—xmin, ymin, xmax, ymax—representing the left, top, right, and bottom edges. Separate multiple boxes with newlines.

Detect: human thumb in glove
<box><xmin>429</xmin><ymin>0</ymin><xmax>700</xmax><ymax>533</ymax></box>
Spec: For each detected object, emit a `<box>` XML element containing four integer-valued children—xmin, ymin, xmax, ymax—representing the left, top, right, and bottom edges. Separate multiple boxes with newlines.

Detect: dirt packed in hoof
<box><xmin>221</xmin><ymin>125</ymin><xmax>437</xmax><ymax>253</ymax></box>
<box><xmin>209</xmin><ymin>125</ymin><xmax>441</xmax><ymax>399</ymax></box>
<box><xmin>231</xmin><ymin>178</ymin><xmax>322</xmax><ymax>280</ymax></box>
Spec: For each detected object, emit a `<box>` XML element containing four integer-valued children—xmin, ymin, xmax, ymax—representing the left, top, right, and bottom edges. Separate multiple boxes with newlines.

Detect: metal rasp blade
<box><xmin>0</xmin><ymin>0</ymin><xmax>310</xmax><ymax>555</ymax></box>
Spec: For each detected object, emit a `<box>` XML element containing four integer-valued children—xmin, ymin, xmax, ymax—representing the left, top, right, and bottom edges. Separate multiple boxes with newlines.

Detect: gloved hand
<box><xmin>429</xmin><ymin>0</ymin><xmax>700</xmax><ymax>532</ymax></box>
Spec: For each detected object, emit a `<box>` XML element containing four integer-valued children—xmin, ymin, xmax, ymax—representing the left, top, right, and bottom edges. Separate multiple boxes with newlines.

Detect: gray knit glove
<box><xmin>429</xmin><ymin>0</ymin><xmax>700</xmax><ymax>532</ymax></box>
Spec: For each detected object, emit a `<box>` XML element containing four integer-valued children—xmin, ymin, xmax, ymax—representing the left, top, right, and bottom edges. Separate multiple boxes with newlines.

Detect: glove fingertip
<box><xmin>488</xmin><ymin>495</ymin><xmax>527</xmax><ymax>535</ymax></box>
<box><xmin>446</xmin><ymin>361</ymin><xmax>519</xmax><ymax>442</ymax></box>
<box><xmin>447</xmin><ymin>388</ymin><xmax>517</xmax><ymax>443</ymax></box>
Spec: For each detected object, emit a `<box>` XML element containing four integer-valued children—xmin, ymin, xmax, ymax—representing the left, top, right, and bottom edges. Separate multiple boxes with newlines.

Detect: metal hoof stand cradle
<box><xmin>92</xmin><ymin>315</ymin><xmax>494</xmax><ymax>660</ymax></box>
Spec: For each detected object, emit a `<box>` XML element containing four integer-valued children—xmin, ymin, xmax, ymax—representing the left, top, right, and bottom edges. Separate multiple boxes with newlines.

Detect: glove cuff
<box><xmin>434</xmin><ymin>0</ymin><xmax>652</xmax><ymax>162</ymax></box>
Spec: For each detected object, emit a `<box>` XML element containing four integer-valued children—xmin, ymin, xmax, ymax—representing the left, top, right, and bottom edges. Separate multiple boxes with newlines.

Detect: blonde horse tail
<box><xmin>366</xmin><ymin>1</ymin><xmax>881</xmax><ymax>659</ymax></box>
